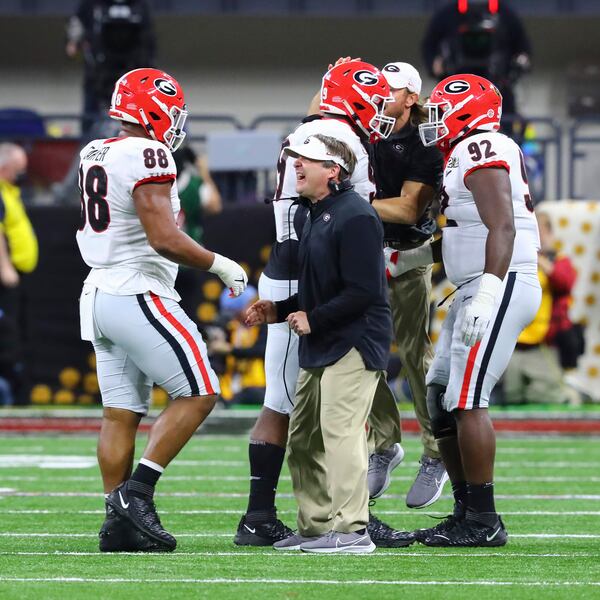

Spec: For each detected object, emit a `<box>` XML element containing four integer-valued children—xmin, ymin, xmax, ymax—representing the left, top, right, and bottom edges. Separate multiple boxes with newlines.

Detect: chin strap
<box><xmin>138</xmin><ymin>108</ymin><xmax>157</xmax><ymax>141</ymax></box>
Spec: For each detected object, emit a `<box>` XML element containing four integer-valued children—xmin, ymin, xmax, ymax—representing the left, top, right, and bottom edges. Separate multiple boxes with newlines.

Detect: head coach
<box><xmin>246</xmin><ymin>133</ymin><xmax>393</xmax><ymax>554</ymax></box>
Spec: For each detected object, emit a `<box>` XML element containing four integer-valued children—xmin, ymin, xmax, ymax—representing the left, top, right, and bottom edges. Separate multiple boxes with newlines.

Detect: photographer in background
<box><xmin>422</xmin><ymin>0</ymin><xmax>531</xmax><ymax>117</ymax></box>
<box><xmin>66</xmin><ymin>0</ymin><xmax>156</xmax><ymax>137</ymax></box>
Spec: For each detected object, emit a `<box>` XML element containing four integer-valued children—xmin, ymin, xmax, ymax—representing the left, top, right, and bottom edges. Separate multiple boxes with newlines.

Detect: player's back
<box><xmin>76</xmin><ymin>135</ymin><xmax>180</xmax><ymax>298</ymax></box>
<box><xmin>441</xmin><ymin>130</ymin><xmax>539</xmax><ymax>286</ymax></box>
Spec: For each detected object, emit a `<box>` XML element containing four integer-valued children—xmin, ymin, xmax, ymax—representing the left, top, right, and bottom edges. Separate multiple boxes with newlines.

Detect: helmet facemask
<box><xmin>368</xmin><ymin>94</ymin><xmax>396</xmax><ymax>142</ymax></box>
<box><xmin>162</xmin><ymin>103</ymin><xmax>188</xmax><ymax>152</ymax></box>
<box><xmin>419</xmin><ymin>101</ymin><xmax>451</xmax><ymax>147</ymax></box>
<box><xmin>141</xmin><ymin>96</ymin><xmax>188</xmax><ymax>151</ymax></box>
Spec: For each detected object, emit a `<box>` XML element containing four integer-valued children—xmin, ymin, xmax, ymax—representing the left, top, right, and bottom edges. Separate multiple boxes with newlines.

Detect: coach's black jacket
<box><xmin>275</xmin><ymin>187</ymin><xmax>392</xmax><ymax>371</ymax></box>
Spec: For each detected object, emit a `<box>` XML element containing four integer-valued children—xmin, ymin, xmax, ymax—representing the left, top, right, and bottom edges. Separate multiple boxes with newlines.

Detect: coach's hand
<box><xmin>245</xmin><ymin>300</ymin><xmax>277</xmax><ymax>326</ymax></box>
<box><xmin>287</xmin><ymin>311</ymin><xmax>311</xmax><ymax>336</ymax></box>
<box><xmin>208</xmin><ymin>253</ymin><xmax>248</xmax><ymax>297</ymax></box>
<box><xmin>460</xmin><ymin>273</ymin><xmax>503</xmax><ymax>347</ymax></box>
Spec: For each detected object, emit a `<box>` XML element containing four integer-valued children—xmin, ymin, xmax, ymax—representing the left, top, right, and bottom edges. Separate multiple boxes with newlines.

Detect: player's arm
<box><xmin>467</xmin><ymin>167</ymin><xmax>515</xmax><ymax>280</ymax></box>
<box><xmin>460</xmin><ymin>166</ymin><xmax>516</xmax><ymax>346</ymax></box>
<box><xmin>384</xmin><ymin>236</ymin><xmax>442</xmax><ymax>279</ymax></box>
<box><xmin>371</xmin><ymin>180</ymin><xmax>436</xmax><ymax>225</ymax></box>
<box><xmin>133</xmin><ymin>182</ymin><xmax>247</xmax><ymax>295</ymax></box>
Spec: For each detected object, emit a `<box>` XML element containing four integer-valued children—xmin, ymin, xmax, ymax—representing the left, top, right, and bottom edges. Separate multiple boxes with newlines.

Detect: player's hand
<box><xmin>460</xmin><ymin>300</ymin><xmax>494</xmax><ymax>347</ymax></box>
<box><xmin>208</xmin><ymin>253</ymin><xmax>248</xmax><ymax>297</ymax></box>
<box><xmin>460</xmin><ymin>273</ymin><xmax>503</xmax><ymax>347</ymax></box>
<box><xmin>245</xmin><ymin>300</ymin><xmax>277</xmax><ymax>326</ymax></box>
<box><xmin>287</xmin><ymin>311</ymin><xmax>311</xmax><ymax>336</ymax></box>
<box><xmin>384</xmin><ymin>247</ymin><xmax>408</xmax><ymax>279</ymax></box>
<box><xmin>328</xmin><ymin>56</ymin><xmax>361</xmax><ymax>70</ymax></box>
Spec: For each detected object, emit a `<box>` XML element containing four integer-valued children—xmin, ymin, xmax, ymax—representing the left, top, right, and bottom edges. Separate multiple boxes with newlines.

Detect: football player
<box><xmin>386</xmin><ymin>73</ymin><xmax>541</xmax><ymax>546</ymax></box>
<box><xmin>235</xmin><ymin>61</ymin><xmax>412</xmax><ymax>549</ymax></box>
<box><xmin>76</xmin><ymin>68</ymin><xmax>247</xmax><ymax>552</ymax></box>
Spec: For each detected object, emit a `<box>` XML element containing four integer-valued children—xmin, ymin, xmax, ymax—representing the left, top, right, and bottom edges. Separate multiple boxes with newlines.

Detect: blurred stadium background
<box><xmin>0</xmin><ymin>0</ymin><xmax>600</xmax><ymax>420</ymax></box>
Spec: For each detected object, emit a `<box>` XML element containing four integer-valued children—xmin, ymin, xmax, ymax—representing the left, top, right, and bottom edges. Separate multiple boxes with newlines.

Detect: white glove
<box><xmin>208</xmin><ymin>253</ymin><xmax>248</xmax><ymax>297</ymax></box>
<box><xmin>460</xmin><ymin>273</ymin><xmax>503</xmax><ymax>347</ymax></box>
<box><xmin>384</xmin><ymin>243</ymin><xmax>433</xmax><ymax>279</ymax></box>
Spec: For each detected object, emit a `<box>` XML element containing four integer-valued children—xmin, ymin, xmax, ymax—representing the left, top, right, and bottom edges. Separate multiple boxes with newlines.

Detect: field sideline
<box><xmin>0</xmin><ymin>434</ymin><xmax>599</xmax><ymax>599</ymax></box>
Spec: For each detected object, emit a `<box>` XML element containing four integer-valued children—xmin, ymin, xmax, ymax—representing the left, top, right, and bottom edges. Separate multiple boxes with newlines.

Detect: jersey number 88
<box><xmin>78</xmin><ymin>165</ymin><xmax>110</xmax><ymax>233</ymax></box>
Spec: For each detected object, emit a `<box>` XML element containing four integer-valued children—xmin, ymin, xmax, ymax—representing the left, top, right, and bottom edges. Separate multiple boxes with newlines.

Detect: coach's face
<box><xmin>384</xmin><ymin>88</ymin><xmax>417</xmax><ymax>120</ymax></box>
<box><xmin>293</xmin><ymin>157</ymin><xmax>338</xmax><ymax>202</ymax></box>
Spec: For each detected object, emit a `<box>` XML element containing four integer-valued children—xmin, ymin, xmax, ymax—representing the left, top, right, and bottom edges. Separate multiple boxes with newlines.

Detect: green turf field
<box><xmin>0</xmin><ymin>434</ymin><xmax>598</xmax><ymax>599</ymax></box>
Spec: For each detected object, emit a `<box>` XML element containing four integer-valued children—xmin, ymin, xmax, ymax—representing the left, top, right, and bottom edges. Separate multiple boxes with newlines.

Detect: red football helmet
<box><xmin>320</xmin><ymin>61</ymin><xmax>396</xmax><ymax>143</ymax></box>
<box><xmin>418</xmin><ymin>74</ymin><xmax>502</xmax><ymax>152</ymax></box>
<box><xmin>109</xmin><ymin>68</ymin><xmax>187</xmax><ymax>151</ymax></box>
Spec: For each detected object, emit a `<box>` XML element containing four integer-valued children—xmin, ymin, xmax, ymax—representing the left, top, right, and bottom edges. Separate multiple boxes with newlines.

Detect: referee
<box><xmin>368</xmin><ymin>62</ymin><xmax>447</xmax><ymax>509</ymax></box>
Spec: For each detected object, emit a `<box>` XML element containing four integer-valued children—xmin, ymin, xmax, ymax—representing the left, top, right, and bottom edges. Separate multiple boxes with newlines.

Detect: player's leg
<box><xmin>234</xmin><ymin>406</ymin><xmax>291</xmax><ymax>545</ymax></box>
<box><xmin>92</xmin><ymin>333</ymin><xmax>165</xmax><ymax>552</ymax></box>
<box><xmin>422</xmin><ymin>273</ymin><xmax>541</xmax><ymax>547</ymax></box>
<box><xmin>97</xmin><ymin>407</ymin><xmax>142</xmax><ymax>493</ymax></box>
<box><xmin>236</xmin><ymin>274</ymin><xmax>297</xmax><ymax>545</ymax></box>
<box><xmin>99</xmin><ymin>291</ymin><xmax>220</xmax><ymax>550</ymax></box>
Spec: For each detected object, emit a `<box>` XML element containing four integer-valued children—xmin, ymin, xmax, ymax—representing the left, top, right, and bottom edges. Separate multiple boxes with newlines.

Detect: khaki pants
<box><xmin>287</xmin><ymin>348</ymin><xmax>382</xmax><ymax>536</ymax></box>
<box><xmin>369</xmin><ymin>264</ymin><xmax>438</xmax><ymax>458</ymax></box>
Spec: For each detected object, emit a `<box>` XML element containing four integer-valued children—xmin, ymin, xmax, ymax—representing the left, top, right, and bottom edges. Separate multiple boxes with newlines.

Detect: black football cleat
<box><xmin>420</xmin><ymin>515</ymin><xmax>508</xmax><ymax>547</ymax></box>
<box><xmin>367</xmin><ymin>512</ymin><xmax>415</xmax><ymax>547</ymax></box>
<box><xmin>413</xmin><ymin>504</ymin><xmax>466</xmax><ymax>543</ymax></box>
<box><xmin>233</xmin><ymin>514</ymin><xmax>294</xmax><ymax>546</ymax></box>
<box><xmin>106</xmin><ymin>481</ymin><xmax>176</xmax><ymax>551</ymax></box>
<box><xmin>99</xmin><ymin>504</ymin><xmax>172</xmax><ymax>552</ymax></box>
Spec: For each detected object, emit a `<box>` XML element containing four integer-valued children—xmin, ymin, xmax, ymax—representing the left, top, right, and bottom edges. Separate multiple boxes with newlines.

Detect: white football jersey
<box><xmin>76</xmin><ymin>136</ymin><xmax>181</xmax><ymax>300</ymax></box>
<box><xmin>441</xmin><ymin>131</ymin><xmax>540</xmax><ymax>286</ymax></box>
<box><xmin>272</xmin><ymin>117</ymin><xmax>375</xmax><ymax>243</ymax></box>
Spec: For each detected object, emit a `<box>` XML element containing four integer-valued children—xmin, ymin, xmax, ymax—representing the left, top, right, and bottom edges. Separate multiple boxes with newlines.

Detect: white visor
<box><xmin>284</xmin><ymin>136</ymin><xmax>351</xmax><ymax>172</ymax></box>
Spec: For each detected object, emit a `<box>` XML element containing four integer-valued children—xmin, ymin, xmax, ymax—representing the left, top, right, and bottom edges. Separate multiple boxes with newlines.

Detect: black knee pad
<box><xmin>426</xmin><ymin>384</ymin><xmax>457</xmax><ymax>440</ymax></box>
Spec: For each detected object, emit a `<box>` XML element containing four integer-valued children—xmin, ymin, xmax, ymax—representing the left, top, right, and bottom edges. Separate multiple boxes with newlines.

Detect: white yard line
<box><xmin>0</xmin><ymin>577</ymin><xmax>598</xmax><ymax>587</ymax></box>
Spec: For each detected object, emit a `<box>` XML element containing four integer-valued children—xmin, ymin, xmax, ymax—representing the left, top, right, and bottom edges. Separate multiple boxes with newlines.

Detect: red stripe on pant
<box><xmin>150</xmin><ymin>292</ymin><xmax>215</xmax><ymax>396</ymax></box>
<box><xmin>458</xmin><ymin>341</ymin><xmax>481</xmax><ymax>409</ymax></box>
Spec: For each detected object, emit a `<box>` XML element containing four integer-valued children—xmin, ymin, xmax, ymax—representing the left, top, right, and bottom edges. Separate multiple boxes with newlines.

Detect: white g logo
<box><xmin>444</xmin><ymin>80</ymin><xmax>470</xmax><ymax>94</ymax></box>
<box><xmin>353</xmin><ymin>70</ymin><xmax>379</xmax><ymax>86</ymax></box>
<box><xmin>154</xmin><ymin>78</ymin><xmax>178</xmax><ymax>96</ymax></box>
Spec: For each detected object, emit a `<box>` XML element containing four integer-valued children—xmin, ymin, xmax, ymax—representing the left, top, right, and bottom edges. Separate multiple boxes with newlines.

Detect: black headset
<box><xmin>327</xmin><ymin>177</ymin><xmax>353</xmax><ymax>195</ymax></box>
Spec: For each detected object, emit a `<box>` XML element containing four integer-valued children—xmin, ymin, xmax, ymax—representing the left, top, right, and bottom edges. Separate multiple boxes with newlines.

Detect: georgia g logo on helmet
<box><xmin>154</xmin><ymin>78</ymin><xmax>178</xmax><ymax>96</ymax></box>
<box><xmin>353</xmin><ymin>70</ymin><xmax>379</xmax><ymax>86</ymax></box>
<box><xmin>444</xmin><ymin>80</ymin><xmax>470</xmax><ymax>94</ymax></box>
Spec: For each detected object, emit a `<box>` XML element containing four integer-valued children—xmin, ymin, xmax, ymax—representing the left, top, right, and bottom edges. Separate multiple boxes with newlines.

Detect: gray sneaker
<box><xmin>368</xmin><ymin>443</ymin><xmax>405</xmax><ymax>499</ymax></box>
<box><xmin>273</xmin><ymin>533</ymin><xmax>319</xmax><ymax>550</ymax></box>
<box><xmin>300</xmin><ymin>530</ymin><xmax>376</xmax><ymax>554</ymax></box>
<box><xmin>406</xmin><ymin>455</ymin><xmax>449</xmax><ymax>509</ymax></box>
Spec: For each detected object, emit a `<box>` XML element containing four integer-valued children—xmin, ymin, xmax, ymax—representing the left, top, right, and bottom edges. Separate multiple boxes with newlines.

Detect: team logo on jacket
<box><xmin>443</xmin><ymin>80</ymin><xmax>470</xmax><ymax>94</ymax></box>
<box><xmin>353</xmin><ymin>70</ymin><xmax>378</xmax><ymax>86</ymax></box>
<box><xmin>154</xmin><ymin>78</ymin><xmax>177</xmax><ymax>96</ymax></box>
<box><xmin>323</xmin><ymin>213</ymin><xmax>331</xmax><ymax>222</ymax></box>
